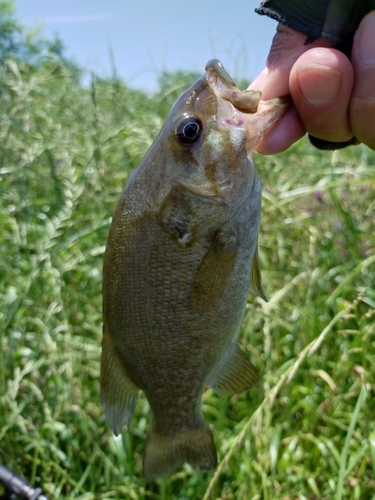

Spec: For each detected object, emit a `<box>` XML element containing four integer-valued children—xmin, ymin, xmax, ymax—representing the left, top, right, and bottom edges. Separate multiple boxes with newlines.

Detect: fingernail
<box><xmin>297</xmin><ymin>64</ymin><xmax>342</xmax><ymax>105</ymax></box>
<box><xmin>357</xmin><ymin>12</ymin><xmax>375</xmax><ymax>65</ymax></box>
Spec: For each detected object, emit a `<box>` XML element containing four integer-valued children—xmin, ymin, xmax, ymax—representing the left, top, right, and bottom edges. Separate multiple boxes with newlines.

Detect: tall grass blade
<box><xmin>336</xmin><ymin>384</ymin><xmax>368</xmax><ymax>500</ymax></box>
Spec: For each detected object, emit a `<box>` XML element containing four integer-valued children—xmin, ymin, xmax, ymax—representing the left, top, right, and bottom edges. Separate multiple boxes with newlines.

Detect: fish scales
<box><xmin>101</xmin><ymin>59</ymin><xmax>290</xmax><ymax>479</ymax></box>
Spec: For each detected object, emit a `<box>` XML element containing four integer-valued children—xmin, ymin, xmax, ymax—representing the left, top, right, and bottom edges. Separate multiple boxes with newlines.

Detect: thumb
<box><xmin>250</xmin><ymin>24</ymin><xmax>334</xmax><ymax>99</ymax></box>
<box><xmin>248</xmin><ymin>24</ymin><xmax>335</xmax><ymax>154</ymax></box>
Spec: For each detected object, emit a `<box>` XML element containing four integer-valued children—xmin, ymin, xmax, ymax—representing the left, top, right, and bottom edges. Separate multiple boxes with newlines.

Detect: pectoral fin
<box><xmin>100</xmin><ymin>327</ymin><xmax>139</xmax><ymax>435</ymax></box>
<box><xmin>250</xmin><ymin>246</ymin><xmax>268</xmax><ymax>301</ymax></box>
<box><xmin>209</xmin><ymin>344</ymin><xmax>259</xmax><ymax>396</ymax></box>
<box><xmin>188</xmin><ymin>231</ymin><xmax>238</xmax><ymax>313</ymax></box>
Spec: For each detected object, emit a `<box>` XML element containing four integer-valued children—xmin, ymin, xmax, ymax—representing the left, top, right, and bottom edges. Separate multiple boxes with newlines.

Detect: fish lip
<box><xmin>205</xmin><ymin>59</ymin><xmax>238</xmax><ymax>91</ymax></box>
<box><xmin>255</xmin><ymin>95</ymin><xmax>292</xmax><ymax>121</ymax></box>
<box><xmin>258</xmin><ymin>95</ymin><xmax>292</xmax><ymax>108</ymax></box>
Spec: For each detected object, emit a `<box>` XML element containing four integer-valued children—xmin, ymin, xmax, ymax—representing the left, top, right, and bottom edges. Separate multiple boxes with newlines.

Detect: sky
<box><xmin>15</xmin><ymin>0</ymin><xmax>277</xmax><ymax>92</ymax></box>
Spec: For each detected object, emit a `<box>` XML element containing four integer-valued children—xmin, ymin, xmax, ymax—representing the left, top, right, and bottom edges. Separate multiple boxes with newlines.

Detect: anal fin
<box><xmin>209</xmin><ymin>344</ymin><xmax>259</xmax><ymax>396</ymax></box>
<box><xmin>100</xmin><ymin>326</ymin><xmax>139</xmax><ymax>435</ymax></box>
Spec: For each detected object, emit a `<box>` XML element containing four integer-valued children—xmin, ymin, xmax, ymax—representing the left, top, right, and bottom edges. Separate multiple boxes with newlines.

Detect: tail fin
<box><xmin>143</xmin><ymin>421</ymin><xmax>217</xmax><ymax>480</ymax></box>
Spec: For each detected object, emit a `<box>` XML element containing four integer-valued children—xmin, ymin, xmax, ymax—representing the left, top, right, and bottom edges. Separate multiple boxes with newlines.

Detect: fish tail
<box><xmin>143</xmin><ymin>421</ymin><xmax>217</xmax><ymax>480</ymax></box>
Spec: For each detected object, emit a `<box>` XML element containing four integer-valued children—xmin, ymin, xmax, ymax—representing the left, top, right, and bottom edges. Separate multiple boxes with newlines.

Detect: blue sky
<box><xmin>15</xmin><ymin>0</ymin><xmax>277</xmax><ymax>91</ymax></box>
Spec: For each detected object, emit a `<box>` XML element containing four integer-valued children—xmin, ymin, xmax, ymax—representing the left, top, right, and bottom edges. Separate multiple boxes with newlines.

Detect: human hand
<box><xmin>249</xmin><ymin>11</ymin><xmax>375</xmax><ymax>153</ymax></box>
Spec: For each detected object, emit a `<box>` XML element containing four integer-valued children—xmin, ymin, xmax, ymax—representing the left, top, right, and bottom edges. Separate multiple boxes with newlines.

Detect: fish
<box><xmin>101</xmin><ymin>59</ymin><xmax>290</xmax><ymax>480</ymax></box>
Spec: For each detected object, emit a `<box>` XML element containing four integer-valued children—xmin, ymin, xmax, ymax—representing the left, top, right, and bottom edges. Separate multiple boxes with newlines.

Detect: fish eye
<box><xmin>175</xmin><ymin>116</ymin><xmax>202</xmax><ymax>144</ymax></box>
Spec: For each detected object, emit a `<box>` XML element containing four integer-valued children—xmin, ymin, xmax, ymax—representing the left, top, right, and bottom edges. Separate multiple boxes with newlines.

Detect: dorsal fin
<box><xmin>250</xmin><ymin>246</ymin><xmax>268</xmax><ymax>301</ymax></box>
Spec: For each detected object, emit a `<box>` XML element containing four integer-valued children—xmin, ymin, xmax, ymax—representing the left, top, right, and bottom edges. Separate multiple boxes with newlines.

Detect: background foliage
<box><xmin>1</xmin><ymin>3</ymin><xmax>375</xmax><ymax>499</ymax></box>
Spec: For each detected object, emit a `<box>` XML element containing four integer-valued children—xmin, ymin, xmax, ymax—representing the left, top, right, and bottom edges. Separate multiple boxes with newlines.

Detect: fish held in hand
<box><xmin>101</xmin><ymin>59</ymin><xmax>290</xmax><ymax>480</ymax></box>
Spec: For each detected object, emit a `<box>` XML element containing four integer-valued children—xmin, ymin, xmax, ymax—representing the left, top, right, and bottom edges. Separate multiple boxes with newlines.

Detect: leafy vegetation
<box><xmin>1</xmin><ymin>4</ymin><xmax>375</xmax><ymax>499</ymax></box>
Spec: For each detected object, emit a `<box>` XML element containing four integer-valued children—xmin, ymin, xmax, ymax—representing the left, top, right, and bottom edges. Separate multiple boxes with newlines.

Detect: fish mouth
<box><xmin>205</xmin><ymin>59</ymin><xmax>262</xmax><ymax>115</ymax></box>
<box><xmin>205</xmin><ymin>59</ymin><xmax>292</xmax><ymax>116</ymax></box>
<box><xmin>204</xmin><ymin>59</ymin><xmax>291</xmax><ymax>155</ymax></box>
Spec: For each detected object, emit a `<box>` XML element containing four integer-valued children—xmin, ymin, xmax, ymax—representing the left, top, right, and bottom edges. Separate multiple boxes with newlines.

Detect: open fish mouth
<box><xmin>205</xmin><ymin>59</ymin><xmax>262</xmax><ymax>114</ymax></box>
<box><xmin>204</xmin><ymin>59</ymin><xmax>291</xmax><ymax>157</ymax></box>
<box><xmin>205</xmin><ymin>59</ymin><xmax>291</xmax><ymax>116</ymax></box>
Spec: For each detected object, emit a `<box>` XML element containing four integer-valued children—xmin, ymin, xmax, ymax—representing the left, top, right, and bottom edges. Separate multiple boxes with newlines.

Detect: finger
<box><xmin>289</xmin><ymin>48</ymin><xmax>354</xmax><ymax>143</ymax></box>
<box><xmin>256</xmin><ymin>106</ymin><xmax>305</xmax><ymax>154</ymax></box>
<box><xmin>250</xmin><ymin>24</ymin><xmax>334</xmax><ymax>154</ymax></box>
<box><xmin>257</xmin><ymin>24</ymin><xmax>334</xmax><ymax>100</ymax></box>
<box><xmin>250</xmin><ymin>68</ymin><xmax>305</xmax><ymax>154</ymax></box>
<box><xmin>248</xmin><ymin>67</ymin><xmax>268</xmax><ymax>91</ymax></box>
<box><xmin>350</xmin><ymin>11</ymin><xmax>375</xmax><ymax>150</ymax></box>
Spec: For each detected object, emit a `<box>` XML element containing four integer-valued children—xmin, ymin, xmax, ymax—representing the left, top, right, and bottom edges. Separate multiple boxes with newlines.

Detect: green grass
<box><xmin>1</xmin><ymin>48</ymin><xmax>375</xmax><ymax>500</ymax></box>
